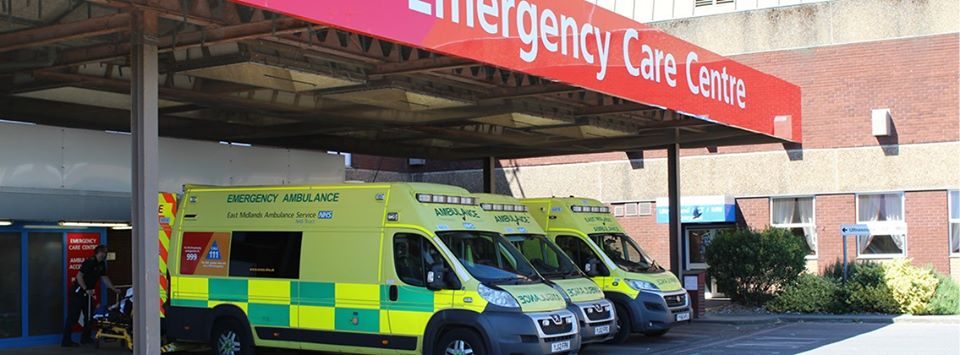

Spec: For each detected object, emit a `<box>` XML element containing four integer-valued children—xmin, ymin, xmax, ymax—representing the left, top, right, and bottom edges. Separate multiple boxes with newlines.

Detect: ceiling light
<box><xmin>59</xmin><ymin>221</ymin><xmax>130</xmax><ymax>228</ymax></box>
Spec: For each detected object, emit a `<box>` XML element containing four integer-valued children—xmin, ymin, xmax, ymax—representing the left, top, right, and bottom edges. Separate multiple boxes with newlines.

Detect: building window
<box><xmin>613</xmin><ymin>205</ymin><xmax>625</xmax><ymax>217</ymax></box>
<box><xmin>950</xmin><ymin>191</ymin><xmax>959</xmax><ymax>256</ymax></box>
<box><xmin>624</xmin><ymin>203</ymin><xmax>638</xmax><ymax>216</ymax></box>
<box><xmin>696</xmin><ymin>0</ymin><xmax>735</xmax><ymax>7</ymax></box>
<box><xmin>856</xmin><ymin>193</ymin><xmax>906</xmax><ymax>257</ymax></box>
<box><xmin>771</xmin><ymin>197</ymin><xmax>816</xmax><ymax>257</ymax></box>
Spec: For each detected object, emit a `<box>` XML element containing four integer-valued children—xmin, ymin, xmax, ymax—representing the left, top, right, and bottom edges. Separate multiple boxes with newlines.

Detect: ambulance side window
<box><xmin>394</xmin><ymin>234</ymin><xmax>447</xmax><ymax>287</ymax></box>
<box><xmin>229</xmin><ymin>231</ymin><xmax>302</xmax><ymax>279</ymax></box>
<box><xmin>556</xmin><ymin>235</ymin><xmax>596</xmax><ymax>269</ymax></box>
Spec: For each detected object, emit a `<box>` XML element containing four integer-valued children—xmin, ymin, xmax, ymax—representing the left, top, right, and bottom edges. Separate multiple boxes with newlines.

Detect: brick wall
<box><xmin>736</xmin><ymin>197</ymin><xmax>770</xmax><ymax>231</ymax></box>
<box><xmin>905</xmin><ymin>191</ymin><xmax>950</xmax><ymax>273</ymax></box>
<box><xmin>811</xmin><ymin>195</ymin><xmax>853</xmax><ymax>273</ymax></box>
<box><xmin>355</xmin><ymin>34</ymin><xmax>959</xmax><ymax>172</ymax></box>
<box><xmin>616</xmin><ymin>207</ymin><xmax>670</xmax><ymax>265</ymax></box>
<box><xmin>614</xmin><ymin>192</ymin><xmax>954</xmax><ymax>276</ymax></box>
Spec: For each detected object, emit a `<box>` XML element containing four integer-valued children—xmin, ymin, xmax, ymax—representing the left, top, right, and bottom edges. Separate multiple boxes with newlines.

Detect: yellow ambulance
<box><xmin>474</xmin><ymin>193</ymin><xmax>617</xmax><ymax>345</ymax></box>
<box><xmin>165</xmin><ymin>183</ymin><xmax>580</xmax><ymax>355</ymax></box>
<box><xmin>521</xmin><ymin>197</ymin><xmax>690</xmax><ymax>343</ymax></box>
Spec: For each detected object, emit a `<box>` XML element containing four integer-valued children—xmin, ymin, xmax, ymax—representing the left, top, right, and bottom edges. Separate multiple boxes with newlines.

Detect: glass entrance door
<box><xmin>0</xmin><ymin>232</ymin><xmax>21</xmax><ymax>339</ymax></box>
<box><xmin>684</xmin><ymin>225</ymin><xmax>733</xmax><ymax>299</ymax></box>
<box><xmin>28</xmin><ymin>233</ymin><xmax>64</xmax><ymax>336</ymax></box>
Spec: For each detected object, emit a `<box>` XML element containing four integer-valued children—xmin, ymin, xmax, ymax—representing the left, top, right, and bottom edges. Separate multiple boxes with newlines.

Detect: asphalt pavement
<box><xmin>583</xmin><ymin>321</ymin><xmax>960</xmax><ymax>354</ymax></box>
<box><xmin>16</xmin><ymin>321</ymin><xmax>960</xmax><ymax>354</ymax></box>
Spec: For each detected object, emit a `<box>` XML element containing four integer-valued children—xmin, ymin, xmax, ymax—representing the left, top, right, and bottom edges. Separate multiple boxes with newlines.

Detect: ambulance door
<box><xmin>384</xmin><ymin>233</ymin><xmax>455</xmax><ymax>347</ymax></box>
<box><xmin>555</xmin><ymin>234</ymin><xmax>610</xmax><ymax>287</ymax></box>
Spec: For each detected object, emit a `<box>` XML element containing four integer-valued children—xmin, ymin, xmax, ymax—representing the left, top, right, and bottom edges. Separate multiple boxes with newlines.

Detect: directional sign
<box><xmin>840</xmin><ymin>223</ymin><xmax>907</xmax><ymax>236</ymax></box>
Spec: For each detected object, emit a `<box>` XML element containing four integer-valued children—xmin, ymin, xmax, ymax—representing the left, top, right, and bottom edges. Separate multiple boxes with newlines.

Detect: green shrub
<box><xmin>766</xmin><ymin>274</ymin><xmax>840</xmax><ymax>313</ymax></box>
<box><xmin>705</xmin><ymin>228</ymin><xmax>807</xmax><ymax>306</ymax></box>
<box><xmin>883</xmin><ymin>259</ymin><xmax>940</xmax><ymax>314</ymax></box>
<box><xmin>922</xmin><ymin>275</ymin><xmax>960</xmax><ymax>315</ymax></box>
<box><xmin>820</xmin><ymin>260</ymin><xmax>898</xmax><ymax>313</ymax></box>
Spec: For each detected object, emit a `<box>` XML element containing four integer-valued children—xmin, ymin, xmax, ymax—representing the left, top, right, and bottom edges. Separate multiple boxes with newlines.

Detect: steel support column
<box><xmin>483</xmin><ymin>157</ymin><xmax>497</xmax><ymax>194</ymax></box>
<box><xmin>130</xmin><ymin>10</ymin><xmax>161</xmax><ymax>355</ymax></box>
<box><xmin>667</xmin><ymin>141</ymin><xmax>682</xmax><ymax>279</ymax></box>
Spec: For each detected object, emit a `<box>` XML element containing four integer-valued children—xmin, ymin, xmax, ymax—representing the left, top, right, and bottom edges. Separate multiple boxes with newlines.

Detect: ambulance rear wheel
<box><xmin>436</xmin><ymin>328</ymin><xmax>486</xmax><ymax>355</ymax></box>
<box><xmin>606</xmin><ymin>304</ymin><xmax>632</xmax><ymax>345</ymax></box>
<box><xmin>210</xmin><ymin>318</ymin><xmax>254</xmax><ymax>355</ymax></box>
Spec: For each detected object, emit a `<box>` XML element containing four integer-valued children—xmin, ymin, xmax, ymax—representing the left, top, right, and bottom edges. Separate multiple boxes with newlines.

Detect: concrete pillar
<box><xmin>483</xmin><ymin>157</ymin><xmax>496</xmax><ymax>194</ymax></box>
<box><xmin>667</xmin><ymin>141</ymin><xmax>682</xmax><ymax>279</ymax></box>
<box><xmin>130</xmin><ymin>10</ymin><xmax>160</xmax><ymax>355</ymax></box>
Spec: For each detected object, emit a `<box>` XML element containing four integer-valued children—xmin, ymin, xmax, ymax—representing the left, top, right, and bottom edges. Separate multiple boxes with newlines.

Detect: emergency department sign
<box><xmin>232</xmin><ymin>0</ymin><xmax>801</xmax><ymax>142</ymax></box>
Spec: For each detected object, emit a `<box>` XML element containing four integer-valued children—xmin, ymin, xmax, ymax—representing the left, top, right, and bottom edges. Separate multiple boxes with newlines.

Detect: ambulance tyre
<box><xmin>606</xmin><ymin>304</ymin><xmax>632</xmax><ymax>345</ymax></box>
<box><xmin>210</xmin><ymin>317</ymin><xmax>254</xmax><ymax>355</ymax></box>
<box><xmin>644</xmin><ymin>329</ymin><xmax>669</xmax><ymax>337</ymax></box>
<box><xmin>436</xmin><ymin>328</ymin><xmax>486</xmax><ymax>355</ymax></box>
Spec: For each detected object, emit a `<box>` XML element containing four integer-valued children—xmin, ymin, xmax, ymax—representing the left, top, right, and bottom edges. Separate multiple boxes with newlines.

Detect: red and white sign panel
<box><xmin>232</xmin><ymin>0</ymin><xmax>801</xmax><ymax>142</ymax></box>
<box><xmin>67</xmin><ymin>232</ymin><xmax>102</xmax><ymax>328</ymax></box>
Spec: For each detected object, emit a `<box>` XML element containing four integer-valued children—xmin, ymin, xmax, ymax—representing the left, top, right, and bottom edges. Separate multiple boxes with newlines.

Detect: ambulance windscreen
<box><xmin>437</xmin><ymin>231</ymin><xmax>542</xmax><ymax>285</ymax></box>
<box><xmin>589</xmin><ymin>233</ymin><xmax>663</xmax><ymax>273</ymax></box>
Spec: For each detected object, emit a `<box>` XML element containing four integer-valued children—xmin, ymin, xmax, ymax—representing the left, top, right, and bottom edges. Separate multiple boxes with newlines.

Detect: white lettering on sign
<box><xmin>410</xmin><ymin>0</ymin><xmax>614</xmax><ymax>81</ymax></box>
<box><xmin>408</xmin><ymin>0</ymin><xmax>750</xmax><ymax>108</ymax></box>
<box><xmin>840</xmin><ymin>223</ymin><xmax>908</xmax><ymax>236</ymax></box>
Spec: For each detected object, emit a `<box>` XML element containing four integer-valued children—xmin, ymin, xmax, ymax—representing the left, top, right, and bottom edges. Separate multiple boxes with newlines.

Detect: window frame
<box><xmin>854</xmin><ymin>192</ymin><xmax>907</xmax><ymax>258</ymax></box>
<box><xmin>392</xmin><ymin>233</ymin><xmax>452</xmax><ymax>288</ymax></box>
<box><xmin>949</xmin><ymin>190</ymin><xmax>960</xmax><ymax>257</ymax></box>
<box><xmin>769</xmin><ymin>195</ymin><xmax>818</xmax><ymax>259</ymax></box>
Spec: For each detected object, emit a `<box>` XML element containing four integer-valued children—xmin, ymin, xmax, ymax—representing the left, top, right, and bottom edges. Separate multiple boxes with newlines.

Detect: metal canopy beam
<box><xmin>0</xmin><ymin>13</ymin><xmax>131</xmax><ymax>53</ymax></box>
<box><xmin>130</xmin><ymin>9</ymin><xmax>160</xmax><ymax>355</ymax></box>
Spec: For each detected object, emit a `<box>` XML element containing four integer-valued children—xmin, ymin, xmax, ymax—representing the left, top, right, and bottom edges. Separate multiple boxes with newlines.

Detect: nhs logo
<box><xmin>207</xmin><ymin>241</ymin><xmax>222</xmax><ymax>260</ymax></box>
<box><xmin>318</xmin><ymin>211</ymin><xmax>334</xmax><ymax>219</ymax></box>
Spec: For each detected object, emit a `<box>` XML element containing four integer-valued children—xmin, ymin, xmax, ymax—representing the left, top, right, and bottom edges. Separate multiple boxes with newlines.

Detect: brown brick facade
<box><xmin>616</xmin><ymin>192</ymin><xmax>953</xmax><ymax>275</ymax></box>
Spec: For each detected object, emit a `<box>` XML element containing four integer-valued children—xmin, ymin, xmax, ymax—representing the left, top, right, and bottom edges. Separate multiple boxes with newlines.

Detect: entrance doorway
<box><xmin>0</xmin><ymin>226</ymin><xmax>105</xmax><ymax>348</ymax></box>
<box><xmin>684</xmin><ymin>224</ymin><xmax>734</xmax><ymax>299</ymax></box>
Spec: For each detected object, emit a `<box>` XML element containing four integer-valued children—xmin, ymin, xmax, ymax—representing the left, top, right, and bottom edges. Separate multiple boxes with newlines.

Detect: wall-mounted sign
<box><xmin>655</xmin><ymin>196</ymin><xmax>736</xmax><ymax>224</ymax></box>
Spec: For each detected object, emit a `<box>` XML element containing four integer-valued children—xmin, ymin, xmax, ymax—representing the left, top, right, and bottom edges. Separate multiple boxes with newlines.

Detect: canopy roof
<box><xmin>0</xmin><ymin>0</ymin><xmax>800</xmax><ymax>160</ymax></box>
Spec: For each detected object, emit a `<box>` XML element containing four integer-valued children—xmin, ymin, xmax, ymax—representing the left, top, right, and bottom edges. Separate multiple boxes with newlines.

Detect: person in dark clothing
<box><xmin>61</xmin><ymin>245</ymin><xmax>119</xmax><ymax>347</ymax></box>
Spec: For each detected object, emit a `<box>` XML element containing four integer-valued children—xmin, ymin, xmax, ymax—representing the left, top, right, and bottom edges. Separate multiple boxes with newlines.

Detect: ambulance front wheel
<box><xmin>435</xmin><ymin>328</ymin><xmax>487</xmax><ymax>355</ymax></box>
<box><xmin>210</xmin><ymin>318</ymin><xmax>254</xmax><ymax>355</ymax></box>
<box><xmin>606</xmin><ymin>304</ymin><xmax>632</xmax><ymax>345</ymax></box>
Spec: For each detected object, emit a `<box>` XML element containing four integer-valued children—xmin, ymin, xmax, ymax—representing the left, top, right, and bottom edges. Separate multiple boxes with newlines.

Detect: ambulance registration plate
<box><xmin>594</xmin><ymin>325</ymin><xmax>610</xmax><ymax>335</ymax></box>
<box><xmin>676</xmin><ymin>312</ymin><xmax>691</xmax><ymax>321</ymax></box>
<box><xmin>551</xmin><ymin>340</ymin><xmax>571</xmax><ymax>353</ymax></box>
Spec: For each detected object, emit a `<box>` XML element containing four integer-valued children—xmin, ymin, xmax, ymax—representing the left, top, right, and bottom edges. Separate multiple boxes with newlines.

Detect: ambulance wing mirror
<box><xmin>427</xmin><ymin>263</ymin><xmax>459</xmax><ymax>290</ymax></box>
<box><xmin>584</xmin><ymin>257</ymin><xmax>605</xmax><ymax>277</ymax></box>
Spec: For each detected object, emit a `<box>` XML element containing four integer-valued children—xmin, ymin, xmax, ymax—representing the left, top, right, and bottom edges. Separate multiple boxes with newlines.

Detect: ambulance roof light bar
<box><xmin>570</xmin><ymin>205</ymin><xmax>610</xmax><ymax>214</ymax></box>
<box><xmin>479</xmin><ymin>203</ymin><xmax>528</xmax><ymax>212</ymax></box>
<box><xmin>416</xmin><ymin>193</ymin><xmax>476</xmax><ymax>206</ymax></box>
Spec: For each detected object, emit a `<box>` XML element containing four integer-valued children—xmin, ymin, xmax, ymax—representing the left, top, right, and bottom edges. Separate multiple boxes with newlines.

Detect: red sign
<box><xmin>180</xmin><ymin>232</ymin><xmax>231</xmax><ymax>276</ymax></box>
<box><xmin>232</xmin><ymin>0</ymin><xmax>801</xmax><ymax>142</ymax></box>
<box><xmin>66</xmin><ymin>232</ymin><xmax>102</xmax><ymax>328</ymax></box>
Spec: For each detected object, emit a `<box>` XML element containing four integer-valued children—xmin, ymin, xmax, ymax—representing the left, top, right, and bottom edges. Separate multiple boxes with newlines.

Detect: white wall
<box><xmin>0</xmin><ymin>122</ymin><xmax>345</xmax><ymax>194</ymax></box>
<box><xmin>586</xmin><ymin>0</ymin><xmax>830</xmax><ymax>22</ymax></box>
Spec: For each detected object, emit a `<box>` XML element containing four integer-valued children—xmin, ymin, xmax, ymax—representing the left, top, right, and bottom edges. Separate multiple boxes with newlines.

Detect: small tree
<box><xmin>705</xmin><ymin>228</ymin><xmax>807</xmax><ymax>306</ymax></box>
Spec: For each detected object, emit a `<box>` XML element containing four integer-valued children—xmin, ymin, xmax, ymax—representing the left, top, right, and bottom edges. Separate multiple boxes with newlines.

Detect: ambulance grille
<box><xmin>664</xmin><ymin>293</ymin><xmax>686</xmax><ymax>308</ymax></box>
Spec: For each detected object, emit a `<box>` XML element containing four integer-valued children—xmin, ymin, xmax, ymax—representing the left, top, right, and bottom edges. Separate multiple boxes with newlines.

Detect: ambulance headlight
<box><xmin>478</xmin><ymin>284</ymin><xmax>519</xmax><ymax>309</ymax></box>
<box><xmin>550</xmin><ymin>284</ymin><xmax>571</xmax><ymax>303</ymax></box>
<box><xmin>626</xmin><ymin>279</ymin><xmax>659</xmax><ymax>292</ymax></box>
